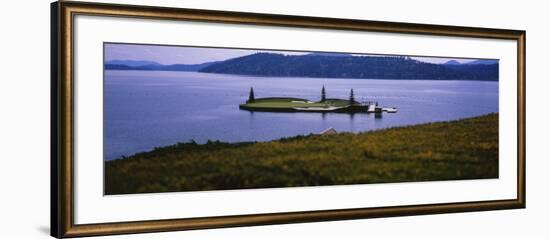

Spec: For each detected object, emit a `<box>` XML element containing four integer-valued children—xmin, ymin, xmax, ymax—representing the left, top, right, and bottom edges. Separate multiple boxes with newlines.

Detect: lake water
<box><xmin>105</xmin><ymin>70</ymin><xmax>498</xmax><ymax>160</ymax></box>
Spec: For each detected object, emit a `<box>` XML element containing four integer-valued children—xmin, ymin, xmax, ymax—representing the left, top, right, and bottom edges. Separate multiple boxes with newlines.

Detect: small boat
<box><xmin>383</xmin><ymin>107</ymin><xmax>398</xmax><ymax>113</ymax></box>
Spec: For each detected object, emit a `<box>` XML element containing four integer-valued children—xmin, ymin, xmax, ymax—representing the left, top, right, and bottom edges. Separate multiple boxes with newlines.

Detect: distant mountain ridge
<box><xmin>444</xmin><ymin>59</ymin><xmax>499</xmax><ymax>65</ymax></box>
<box><xmin>199</xmin><ymin>53</ymin><xmax>499</xmax><ymax>81</ymax></box>
<box><xmin>106</xmin><ymin>60</ymin><xmax>161</xmax><ymax>67</ymax></box>
<box><xmin>105</xmin><ymin>60</ymin><xmax>218</xmax><ymax>72</ymax></box>
<box><xmin>307</xmin><ymin>52</ymin><xmax>353</xmax><ymax>57</ymax></box>
<box><xmin>465</xmin><ymin>59</ymin><xmax>499</xmax><ymax>65</ymax></box>
<box><xmin>443</xmin><ymin>60</ymin><xmax>461</xmax><ymax>65</ymax></box>
<box><xmin>106</xmin><ymin>54</ymin><xmax>499</xmax><ymax>81</ymax></box>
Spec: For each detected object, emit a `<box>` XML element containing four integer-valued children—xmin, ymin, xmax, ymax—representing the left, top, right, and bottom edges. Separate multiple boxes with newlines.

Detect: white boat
<box><xmin>383</xmin><ymin>107</ymin><xmax>398</xmax><ymax>113</ymax></box>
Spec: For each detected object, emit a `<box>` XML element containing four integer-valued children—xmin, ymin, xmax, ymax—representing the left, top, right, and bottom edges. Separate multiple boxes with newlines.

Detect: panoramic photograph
<box><xmin>103</xmin><ymin>43</ymin><xmax>499</xmax><ymax>195</ymax></box>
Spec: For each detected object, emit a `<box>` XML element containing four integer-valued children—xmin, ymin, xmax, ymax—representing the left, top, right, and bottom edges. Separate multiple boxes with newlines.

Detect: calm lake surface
<box><xmin>105</xmin><ymin>70</ymin><xmax>498</xmax><ymax>160</ymax></box>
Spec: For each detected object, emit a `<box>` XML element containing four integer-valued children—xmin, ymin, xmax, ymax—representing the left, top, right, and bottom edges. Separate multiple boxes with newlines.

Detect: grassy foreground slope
<box><xmin>105</xmin><ymin>113</ymin><xmax>498</xmax><ymax>195</ymax></box>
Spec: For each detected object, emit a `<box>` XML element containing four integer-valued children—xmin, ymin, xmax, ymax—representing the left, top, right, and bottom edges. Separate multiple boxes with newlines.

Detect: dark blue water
<box><xmin>104</xmin><ymin>70</ymin><xmax>498</xmax><ymax>160</ymax></box>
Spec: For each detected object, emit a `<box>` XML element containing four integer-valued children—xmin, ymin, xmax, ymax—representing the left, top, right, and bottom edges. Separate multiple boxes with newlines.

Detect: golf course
<box><xmin>239</xmin><ymin>97</ymin><xmax>356</xmax><ymax>112</ymax></box>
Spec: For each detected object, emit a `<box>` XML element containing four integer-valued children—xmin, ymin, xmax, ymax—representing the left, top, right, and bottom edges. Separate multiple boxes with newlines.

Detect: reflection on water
<box><xmin>105</xmin><ymin>70</ymin><xmax>498</xmax><ymax>160</ymax></box>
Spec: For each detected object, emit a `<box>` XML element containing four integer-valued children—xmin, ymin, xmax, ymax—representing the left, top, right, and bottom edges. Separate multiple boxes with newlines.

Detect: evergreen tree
<box><xmin>248</xmin><ymin>87</ymin><xmax>255</xmax><ymax>103</ymax></box>
<box><xmin>321</xmin><ymin>85</ymin><xmax>326</xmax><ymax>102</ymax></box>
<box><xmin>349</xmin><ymin>88</ymin><xmax>355</xmax><ymax>104</ymax></box>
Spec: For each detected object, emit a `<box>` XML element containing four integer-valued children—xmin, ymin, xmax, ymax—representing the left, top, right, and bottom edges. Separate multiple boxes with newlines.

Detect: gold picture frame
<box><xmin>51</xmin><ymin>1</ymin><xmax>526</xmax><ymax>237</ymax></box>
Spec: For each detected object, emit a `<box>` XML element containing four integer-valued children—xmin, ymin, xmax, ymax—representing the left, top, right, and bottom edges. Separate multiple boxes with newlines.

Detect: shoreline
<box><xmin>105</xmin><ymin>69</ymin><xmax>499</xmax><ymax>82</ymax></box>
<box><xmin>106</xmin><ymin>113</ymin><xmax>498</xmax><ymax>161</ymax></box>
<box><xmin>105</xmin><ymin>113</ymin><xmax>499</xmax><ymax>195</ymax></box>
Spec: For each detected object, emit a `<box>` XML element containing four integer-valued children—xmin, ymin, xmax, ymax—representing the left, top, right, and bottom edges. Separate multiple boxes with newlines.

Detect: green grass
<box><xmin>105</xmin><ymin>113</ymin><xmax>498</xmax><ymax>195</ymax></box>
<box><xmin>242</xmin><ymin>97</ymin><xmax>351</xmax><ymax>109</ymax></box>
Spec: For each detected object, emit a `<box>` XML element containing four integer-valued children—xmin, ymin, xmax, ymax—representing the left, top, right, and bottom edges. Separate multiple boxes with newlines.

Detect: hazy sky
<box><xmin>105</xmin><ymin>43</ymin><xmax>477</xmax><ymax>65</ymax></box>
